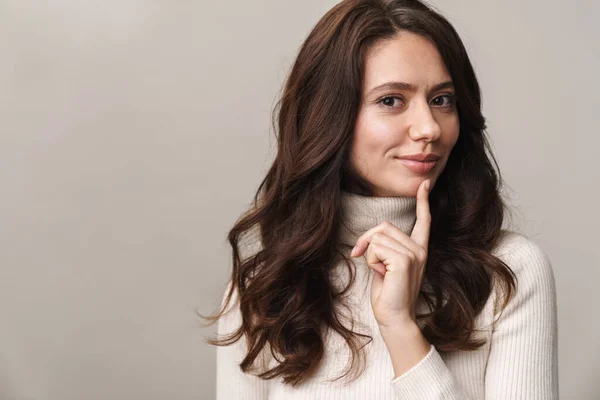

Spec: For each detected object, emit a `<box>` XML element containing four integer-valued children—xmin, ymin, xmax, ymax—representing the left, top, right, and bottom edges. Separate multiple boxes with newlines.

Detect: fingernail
<box><xmin>350</xmin><ymin>246</ymin><xmax>357</xmax><ymax>257</ymax></box>
<box><xmin>425</xmin><ymin>180</ymin><xmax>431</xmax><ymax>191</ymax></box>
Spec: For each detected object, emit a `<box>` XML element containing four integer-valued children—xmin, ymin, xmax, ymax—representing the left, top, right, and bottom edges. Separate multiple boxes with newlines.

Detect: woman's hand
<box><xmin>350</xmin><ymin>179</ymin><xmax>431</xmax><ymax>330</ymax></box>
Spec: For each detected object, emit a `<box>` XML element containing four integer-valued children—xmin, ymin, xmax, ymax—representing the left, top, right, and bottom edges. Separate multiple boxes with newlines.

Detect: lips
<box><xmin>397</xmin><ymin>153</ymin><xmax>440</xmax><ymax>162</ymax></box>
<box><xmin>395</xmin><ymin>158</ymin><xmax>437</xmax><ymax>174</ymax></box>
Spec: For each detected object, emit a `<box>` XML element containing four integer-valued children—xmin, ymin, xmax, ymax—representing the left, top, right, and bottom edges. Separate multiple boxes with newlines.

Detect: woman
<box><xmin>201</xmin><ymin>0</ymin><xmax>558</xmax><ymax>398</ymax></box>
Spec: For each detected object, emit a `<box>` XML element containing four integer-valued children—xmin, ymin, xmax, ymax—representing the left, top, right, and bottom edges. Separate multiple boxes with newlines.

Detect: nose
<box><xmin>407</xmin><ymin>101</ymin><xmax>442</xmax><ymax>142</ymax></box>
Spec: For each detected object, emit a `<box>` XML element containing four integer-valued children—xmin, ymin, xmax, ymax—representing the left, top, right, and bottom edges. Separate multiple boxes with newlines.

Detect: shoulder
<box><xmin>490</xmin><ymin>230</ymin><xmax>557</xmax><ymax>314</ymax></box>
<box><xmin>491</xmin><ymin>229</ymin><xmax>554</xmax><ymax>280</ymax></box>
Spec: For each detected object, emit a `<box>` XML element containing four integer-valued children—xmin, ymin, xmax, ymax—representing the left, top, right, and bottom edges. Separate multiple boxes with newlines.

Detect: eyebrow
<box><xmin>366</xmin><ymin>80</ymin><xmax>455</xmax><ymax>96</ymax></box>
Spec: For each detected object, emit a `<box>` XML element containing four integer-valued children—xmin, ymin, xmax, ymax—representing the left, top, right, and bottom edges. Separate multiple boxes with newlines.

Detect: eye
<box><xmin>431</xmin><ymin>94</ymin><xmax>456</xmax><ymax>108</ymax></box>
<box><xmin>377</xmin><ymin>96</ymin><xmax>404</xmax><ymax>109</ymax></box>
<box><xmin>377</xmin><ymin>94</ymin><xmax>457</xmax><ymax>110</ymax></box>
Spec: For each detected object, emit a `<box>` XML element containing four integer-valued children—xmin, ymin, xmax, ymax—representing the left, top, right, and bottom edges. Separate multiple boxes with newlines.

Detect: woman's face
<box><xmin>350</xmin><ymin>31</ymin><xmax>460</xmax><ymax>197</ymax></box>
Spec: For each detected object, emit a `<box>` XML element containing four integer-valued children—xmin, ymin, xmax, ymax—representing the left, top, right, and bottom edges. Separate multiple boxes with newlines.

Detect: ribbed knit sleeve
<box><xmin>389</xmin><ymin>233</ymin><xmax>558</xmax><ymax>399</ymax></box>
<box><xmin>390</xmin><ymin>344</ymin><xmax>469</xmax><ymax>398</ymax></box>
<box><xmin>484</xmin><ymin>235</ymin><xmax>559</xmax><ymax>399</ymax></box>
<box><xmin>216</xmin><ymin>281</ymin><xmax>269</xmax><ymax>400</ymax></box>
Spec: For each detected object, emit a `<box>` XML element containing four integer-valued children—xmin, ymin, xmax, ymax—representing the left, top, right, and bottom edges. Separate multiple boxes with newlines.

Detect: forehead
<box><xmin>363</xmin><ymin>32</ymin><xmax>451</xmax><ymax>92</ymax></box>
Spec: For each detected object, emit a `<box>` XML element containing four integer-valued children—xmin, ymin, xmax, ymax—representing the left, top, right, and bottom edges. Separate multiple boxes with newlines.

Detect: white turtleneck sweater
<box><xmin>215</xmin><ymin>191</ymin><xmax>558</xmax><ymax>399</ymax></box>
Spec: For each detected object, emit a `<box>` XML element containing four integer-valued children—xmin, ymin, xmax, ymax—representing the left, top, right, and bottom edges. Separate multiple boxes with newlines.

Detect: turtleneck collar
<box><xmin>339</xmin><ymin>189</ymin><xmax>418</xmax><ymax>248</ymax></box>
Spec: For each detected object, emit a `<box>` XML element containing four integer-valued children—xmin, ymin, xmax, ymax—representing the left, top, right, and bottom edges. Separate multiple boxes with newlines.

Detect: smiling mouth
<box><xmin>394</xmin><ymin>158</ymin><xmax>437</xmax><ymax>173</ymax></box>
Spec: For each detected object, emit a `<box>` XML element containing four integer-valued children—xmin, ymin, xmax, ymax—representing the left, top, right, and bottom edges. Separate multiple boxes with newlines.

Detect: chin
<box><xmin>383</xmin><ymin>176</ymin><xmax>434</xmax><ymax>197</ymax></box>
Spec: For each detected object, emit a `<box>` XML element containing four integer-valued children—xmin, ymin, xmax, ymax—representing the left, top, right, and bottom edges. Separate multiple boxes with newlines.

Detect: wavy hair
<box><xmin>200</xmin><ymin>0</ymin><xmax>517</xmax><ymax>387</ymax></box>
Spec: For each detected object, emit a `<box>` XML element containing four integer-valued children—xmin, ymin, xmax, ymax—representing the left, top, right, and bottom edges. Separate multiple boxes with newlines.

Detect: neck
<box><xmin>339</xmin><ymin>190</ymin><xmax>418</xmax><ymax>248</ymax></box>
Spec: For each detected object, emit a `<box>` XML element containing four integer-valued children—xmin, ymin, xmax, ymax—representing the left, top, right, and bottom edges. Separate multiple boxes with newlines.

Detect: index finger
<box><xmin>410</xmin><ymin>179</ymin><xmax>431</xmax><ymax>249</ymax></box>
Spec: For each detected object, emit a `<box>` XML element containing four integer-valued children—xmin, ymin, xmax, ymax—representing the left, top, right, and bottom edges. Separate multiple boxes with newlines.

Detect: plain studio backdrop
<box><xmin>0</xmin><ymin>0</ymin><xmax>598</xmax><ymax>399</ymax></box>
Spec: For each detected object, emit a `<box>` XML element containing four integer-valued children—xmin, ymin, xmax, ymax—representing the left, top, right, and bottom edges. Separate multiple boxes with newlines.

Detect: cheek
<box><xmin>439</xmin><ymin>124</ymin><xmax>460</xmax><ymax>170</ymax></box>
<box><xmin>441</xmin><ymin>118</ymin><xmax>460</xmax><ymax>148</ymax></box>
<box><xmin>353</xmin><ymin>113</ymin><xmax>397</xmax><ymax>155</ymax></box>
<box><xmin>351</xmin><ymin>119</ymin><xmax>386</xmax><ymax>174</ymax></box>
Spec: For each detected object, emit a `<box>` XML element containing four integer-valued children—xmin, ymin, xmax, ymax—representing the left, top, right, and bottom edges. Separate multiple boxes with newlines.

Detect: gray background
<box><xmin>1</xmin><ymin>0</ymin><xmax>598</xmax><ymax>399</ymax></box>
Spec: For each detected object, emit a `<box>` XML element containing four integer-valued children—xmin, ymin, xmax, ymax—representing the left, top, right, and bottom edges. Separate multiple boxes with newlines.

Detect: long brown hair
<box><xmin>200</xmin><ymin>0</ymin><xmax>517</xmax><ymax>387</ymax></box>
